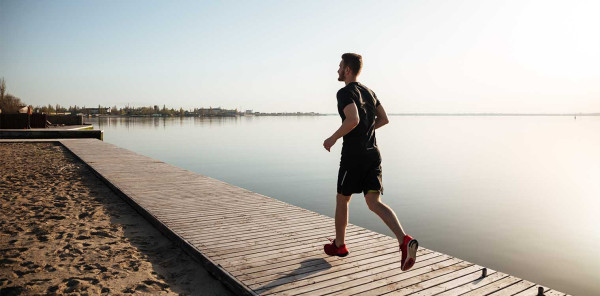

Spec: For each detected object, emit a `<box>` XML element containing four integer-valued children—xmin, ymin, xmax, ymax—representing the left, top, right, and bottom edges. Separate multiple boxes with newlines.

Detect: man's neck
<box><xmin>344</xmin><ymin>77</ymin><xmax>358</xmax><ymax>85</ymax></box>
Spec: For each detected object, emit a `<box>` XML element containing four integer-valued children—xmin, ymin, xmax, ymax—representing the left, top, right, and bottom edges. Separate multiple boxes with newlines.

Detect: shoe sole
<box><xmin>402</xmin><ymin>239</ymin><xmax>418</xmax><ymax>271</ymax></box>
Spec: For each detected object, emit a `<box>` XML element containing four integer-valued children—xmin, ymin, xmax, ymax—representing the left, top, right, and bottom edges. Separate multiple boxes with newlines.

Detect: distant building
<box><xmin>198</xmin><ymin>107</ymin><xmax>238</xmax><ymax>117</ymax></box>
<box><xmin>18</xmin><ymin>106</ymin><xmax>32</xmax><ymax>114</ymax></box>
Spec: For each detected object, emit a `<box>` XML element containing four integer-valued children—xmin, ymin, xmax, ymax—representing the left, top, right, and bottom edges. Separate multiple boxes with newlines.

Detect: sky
<box><xmin>1</xmin><ymin>0</ymin><xmax>599</xmax><ymax>113</ymax></box>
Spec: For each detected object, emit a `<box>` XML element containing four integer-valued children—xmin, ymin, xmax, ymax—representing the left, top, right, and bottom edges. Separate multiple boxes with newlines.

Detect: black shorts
<box><xmin>337</xmin><ymin>150</ymin><xmax>383</xmax><ymax>196</ymax></box>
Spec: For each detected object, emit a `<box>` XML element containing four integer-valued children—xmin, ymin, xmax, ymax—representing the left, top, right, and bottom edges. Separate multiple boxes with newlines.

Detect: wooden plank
<box><xmin>163</xmin><ymin>212</ymin><xmax>319</xmax><ymax>227</ymax></box>
<box><xmin>230</xmin><ymin>238</ymin><xmax>420</xmax><ymax>277</ymax></box>
<box><xmin>170</xmin><ymin>213</ymin><xmax>328</xmax><ymax>234</ymax></box>
<box><xmin>380</xmin><ymin>264</ymin><xmax>484</xmax><ymax>295</ymax></box>
<box><xmin>512</xmin><ymin>286</ymin><xmax>552</xmax><ymax>296</ymax></box>
<box><xmin>156</xmin><ymin>205</ymin><xmax>308</xmax><ymax>221</ymax></box>
<box><xmin>180</xmin><ymin>218</ymin><xmax>344</xmax><ymax>240</ymax></box>
<box><xmin>310</xmin><ymin>259</ymin><xmax>470</xmax><ymax>296</ymax></box>
<box><xmin>434</xmin><ymin>271</ymin><xmax>508</xmax><ymax>296</ymax></box>
<box><xmin>253</xmin><ymin>249</ymin><xmax>440</xmax><ymax>294</ymax></box>
<box><xmin>151</xmin><ymin>197</ymin><xmax>293</xmax><ymax>209</ymax></box>
<box><xmin>220</xmin><ymin>234</ymin><xmax>401</xmax><ymax>274</ymax></box>
<box><xmin>175</xmin><ymin>218</ymin><xmax>335</xmax><ymax>240</ymax></box>
<box><xmin>156</xmin><ymin>205</ymin><xmax>306</xmax><ymax>218</ymax></box>
<box><xmin>168</xmin><ymin>208</ymin><xmax>320</xmax><ymax>223</ymax></box>
<box><xmin>172</xmin><ymin>214</ymin><xmax>329</xmax><ymax>235</ymax></box>
<box><xmin>348</xmin><ymin>261</ymin><xmax>472</xmax><ymax>296</ymax></box>
<box><xmin>213</xmin><ymin>231</ymin><xmax>380</xmax><ymax>263</ymax></box>
<box><xmin>487</xmin><ymin>280</ymin><xmax>536</xmax><ymax>295</ymax></box>
<box><xmin>152</xmin><ymin>200</ymin><xmax>291</xmax><ymax>211</ymax></box>
<box><xmin>247</xmin><ymin>248</ymin><xmax>433</xmax><ymax>289</ymax></box>
<box><xmin>156</xmin><ymin>207</ymin><xmax>303</xmax><ymax>221</ymax></box>
<box><xmin>411</xmin><ymin>269</ymin><xmax>502</xmax><ymax>296</ymax></box>
<box><xmin>207</xmin><ymin>229</ymin><xmax>371</xmax><ymax>260</ymax></box>
<box><xmin>460</xmin><ymin>276</ymin><xmax>523</xmax><ymax>296</ymax></box>
<box><xmin>544</xmin><ymin>290</ymin><xmax>568</xmax><ymax>296</ymax></box>
<box><xmin>188</xmin><ymin>227</ymin><xmax>341</xmax><ymax>252</ymax></box>
<box><xmin>217</xmin><ymin>233</ymin><xmax>392</xmax><ymax>270</ymax></box>
<box><xmin>205</xmin><ymin>228</ymin><xmax>368</xmax><ymax>259</ymax></box>
<box><xmin>257</xmin><ymin>251</ymin><xmax>443</xmax><ymax>295</ymax></box>
<box><xmin>238</xmin><ymin>248</ymin><xmax>432</xmax><ymax>284</ymax></box>
<box><xmin>180</xmin><ymin>219</ymin><xmax>337</xmax><ymax>244</ymax></box>
<box><xmin>198</xmin><ymin>225</ymin><xmax>363</xmax><ymax>252</ymax></box>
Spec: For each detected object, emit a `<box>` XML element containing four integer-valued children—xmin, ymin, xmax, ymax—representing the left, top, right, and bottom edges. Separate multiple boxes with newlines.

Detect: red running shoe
<box><xmin>324</xmin><ymin>238</ymin><xmax>349</xmax><ymax>257</ymax></box>
<box><xmin>400</xmin><ymin>234</ymin><xmax>418</xmax><ymax>271</ymax></box>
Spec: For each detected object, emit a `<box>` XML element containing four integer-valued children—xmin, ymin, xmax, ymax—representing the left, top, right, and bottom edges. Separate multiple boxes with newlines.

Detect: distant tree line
<box><xmin>1</xmin><ymin>78</ymin><xmax>303</xmax><ymax>117</ymax></box>
<box><xmin>32</xmin><ymin>104</ymin><xmax>193</xmax><ymax>117</ymax></box>
<box><xmin>0</xmin><ymin>78</ymin><xmax>28</xmax><ymax>113</ymax></box>
<box><xmin>0</xmin><ymin>78</ymin><xmax>318</xmax><ymax>118</ymax></box>
<box><xmin>0</xmin><ymin>78</ymin><xmax>194</xmax><ymax>116</ymax></box>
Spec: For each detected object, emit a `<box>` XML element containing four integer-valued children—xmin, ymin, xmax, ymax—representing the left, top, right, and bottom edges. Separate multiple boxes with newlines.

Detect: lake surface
<box><xmin>90</xmin><ymin>115</ymin><xmax>600</xmax><ymax>296</ymax></box>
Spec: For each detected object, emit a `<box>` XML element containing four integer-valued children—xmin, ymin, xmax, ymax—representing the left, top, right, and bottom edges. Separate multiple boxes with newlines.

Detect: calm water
<box><xmin>91</xmin><ymin>115</ymin><xmax>600</xmax><ymax>295</ymax></box>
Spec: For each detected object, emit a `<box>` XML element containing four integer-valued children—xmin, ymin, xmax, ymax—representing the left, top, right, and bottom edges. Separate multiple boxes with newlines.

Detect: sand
<box><xmin>0</xmin><ymin>142</ymin><xmax>234</xmax><ymax>295</ymax></box>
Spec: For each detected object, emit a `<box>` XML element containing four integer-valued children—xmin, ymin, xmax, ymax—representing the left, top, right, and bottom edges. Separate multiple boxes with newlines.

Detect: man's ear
<box><xmin>344</xmin><ymin>66</ymin><xmax>351</xmax><ymax>75</ymax></box>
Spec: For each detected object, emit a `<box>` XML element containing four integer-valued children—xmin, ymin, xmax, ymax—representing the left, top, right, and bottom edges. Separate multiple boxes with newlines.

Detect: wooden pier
<box><xmin>0</xmin><ymin>126</ymin><xmax>101</xmax><ymax>140</ymax></box>
<box><xmin>4</xmin><ymin>139</ymin><xmax>570</xmax><ymax>295</ymax></box>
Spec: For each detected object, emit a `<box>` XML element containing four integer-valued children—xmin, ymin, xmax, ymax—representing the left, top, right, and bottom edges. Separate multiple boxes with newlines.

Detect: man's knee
<box><xmin>364</xmin><ymin>192</ymin><xmax>381</xmax><ymax>211</ymax></box>
<box><xmin>366</xmin><ymin>200</ymin><xmax>380</xmax><ymax>212</ymax></box>
<box><xmin>336</xmin><ymin>193</ymin><xmax>351</xmax><ymax>204</ymax></box>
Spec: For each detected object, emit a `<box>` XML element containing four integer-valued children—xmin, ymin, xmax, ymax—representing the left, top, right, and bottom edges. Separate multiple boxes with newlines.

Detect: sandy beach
<box><xmin>0</xmin><ymin>142</ymin><xmax>233</xmax><ymax>295</ymax></box>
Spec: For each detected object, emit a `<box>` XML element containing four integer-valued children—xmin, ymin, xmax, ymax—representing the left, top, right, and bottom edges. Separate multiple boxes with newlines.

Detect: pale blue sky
<box><xmin>1</xmin><ymin>0</ymin><xmax>599</xmax><ymax>113</ymax></box>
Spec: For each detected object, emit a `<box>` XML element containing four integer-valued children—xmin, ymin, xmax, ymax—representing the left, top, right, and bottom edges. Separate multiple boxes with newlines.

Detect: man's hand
<box><xmin>323</xmin><ymin>136</ymin><xmax>337</xmax><ymax>152</ymax></box>
<box><xmin>374</xmin><ymin>104</ymin><xmax>389</xmax><ymax>130</ymax></box>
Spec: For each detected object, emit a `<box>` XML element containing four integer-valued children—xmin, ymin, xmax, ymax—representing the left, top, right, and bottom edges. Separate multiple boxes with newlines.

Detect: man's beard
<box><xmin>338</xmin><ymin>72</ymin><xmax>345</xmax><ymax>81</ymax></box>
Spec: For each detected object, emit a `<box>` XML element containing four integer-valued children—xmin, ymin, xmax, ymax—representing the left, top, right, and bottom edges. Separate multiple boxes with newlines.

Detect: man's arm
<box><xmin>323</xmin><ymin>103</ymin><xmax>359</xmax><ymax>152</ymax></box>
<box><xmin>374</xmin><ymin>104</ymin><xmax>389</xmax><ymax>130</ymax></box>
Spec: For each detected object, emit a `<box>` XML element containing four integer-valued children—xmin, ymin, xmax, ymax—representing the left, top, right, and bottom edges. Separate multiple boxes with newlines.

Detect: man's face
<box><xmin>337</xmin><ymin>61</ymin><xmax>346</xmax><ymax>81</ymax></box>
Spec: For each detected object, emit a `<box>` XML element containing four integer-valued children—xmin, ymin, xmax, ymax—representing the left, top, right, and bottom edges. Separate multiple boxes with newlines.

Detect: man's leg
<box><xmin>364</xmin><ymin>191</ymin><xmax>406</xmax><ymax>242</ymax></box>
<box><xmin>365</xmin><ymin>192</ymin><xmax>418</xmax><ymax>270</ymax></box>
<box><xmin>335</xmin><ymin>193</ymin><xmax>352</xmax><ymax>247</ymax></box>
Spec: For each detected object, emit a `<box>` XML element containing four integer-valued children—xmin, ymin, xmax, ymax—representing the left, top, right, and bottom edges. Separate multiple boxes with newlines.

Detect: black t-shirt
<box><xmin>336</xmin><ymin>82</ymin><xmax>381</xmax><ymax>155</ymax></box>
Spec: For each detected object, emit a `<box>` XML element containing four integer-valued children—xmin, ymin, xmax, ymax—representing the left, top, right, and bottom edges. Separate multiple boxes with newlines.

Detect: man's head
<box><xmin>338</xmin><ymin>53</ymin><xmax>362</xmax><ymax>82</ymax></box>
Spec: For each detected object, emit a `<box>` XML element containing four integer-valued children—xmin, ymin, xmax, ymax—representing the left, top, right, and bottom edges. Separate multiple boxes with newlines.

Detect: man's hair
<box><xmin>341</xmin><ymin>53</ymin><xmax>363</xmax><ymax>75</ymax></box>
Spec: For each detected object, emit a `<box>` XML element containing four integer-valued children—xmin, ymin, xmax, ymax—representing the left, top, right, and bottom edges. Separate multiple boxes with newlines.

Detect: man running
<box><xmin>322</xmin><ymin>53</ymin><xmax>418</xmax><ymax>271</ymax></box>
